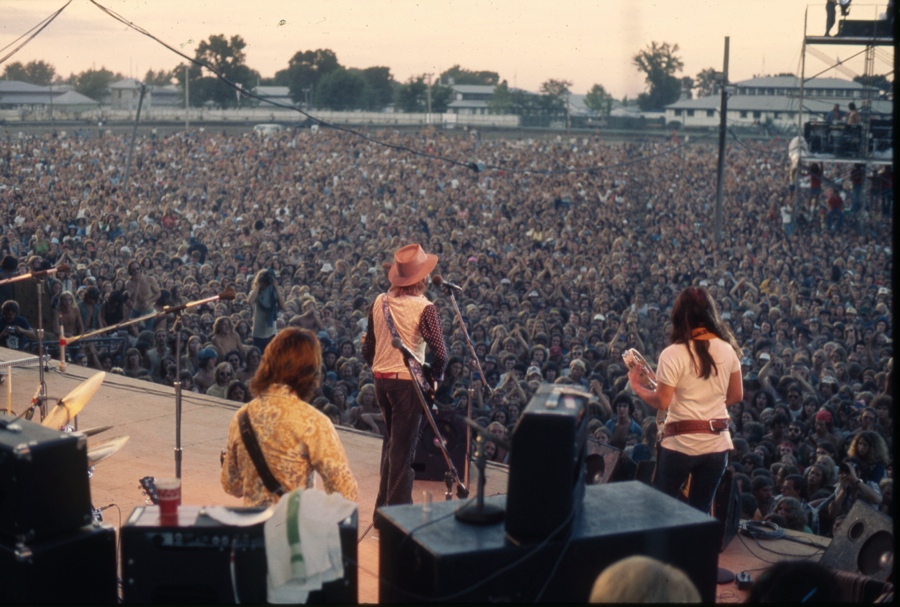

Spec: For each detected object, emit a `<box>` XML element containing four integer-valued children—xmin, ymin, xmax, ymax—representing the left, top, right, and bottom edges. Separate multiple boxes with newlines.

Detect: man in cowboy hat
<box><xmin>362</xmin><ymin>244</ymin><xmax>447</xmax><ymax>529</ymax></box>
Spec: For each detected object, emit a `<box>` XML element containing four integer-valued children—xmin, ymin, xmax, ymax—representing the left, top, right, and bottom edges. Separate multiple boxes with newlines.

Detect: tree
<box><xmin>633</xmin><ymin>41</ymin><xmax>684</xmax><ymax>110</ymax></box>
<box><xmin>73</xmin><ymin>68</ymin><xmax>117</xmax><ymax>101</ymax></box>
<box><xmin>539</xmin><ymin>78</ymin><xmax>572</xmax><ymax>115</ymax></box>
<box><xmin>282</xmin><ymin>49</ymin><xmax>341</xmax><ymax>105</ymax></box>
<box><xmin>695</xmin><ymin>67</ymin><xmax>720</xmax><ymax>98</ymax></box>
<box><xmin>488</xmin><ymin>80</ymin><xmax>513</xmax><ymax>113</ymax></box>
<box><xmin>439</xmin><ymin>65</ymin><xmax>500</xmax><ymax>86</ymax></box>
<box><xmin>315</xmin><ymin>68</ymin><xmax>366</xmax><ymax>110</ymax></box>
<box><xmin>680</xmin><ymin>76</ymin><xmax>694</xmax><ymax>100</ymax></box>
<box><xmin>394</xmin><ymin>75</ymin><xmax>452</xmax><ymax>113</ymax></box>
<box><xmin>2</xmin><ymin>60</ymin><xmax>57</xmax><ymax>85</ymax></box>
<box><xmin>143</xmin><ymin>68</ymin><xmax>175</xmax><ymax>86</ymax></box>
<box><xmin>854</xmin><ymin>74</ymin><xmax>892</xmax><ymax>98</ymax></box>
<box><xmin>584</xmin><ymin>83</ymin><xmax>614</xmax><ymax>115</ymax></box>
<box><xmin>358</xmin><ymin>66</ymin><xmax>395</xmax><ymax>110</ymax></box>
<box><xmin>178</xmin><ymin>34</ymin><xmax>259</xmax><ymax>108</ymax></box>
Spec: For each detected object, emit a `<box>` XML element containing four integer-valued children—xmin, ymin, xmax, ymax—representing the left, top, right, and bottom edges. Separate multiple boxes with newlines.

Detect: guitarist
<box><xmin>363</xmin><ymin>244</ymin><xmax>447</xmax><ymax>530</ymax></box>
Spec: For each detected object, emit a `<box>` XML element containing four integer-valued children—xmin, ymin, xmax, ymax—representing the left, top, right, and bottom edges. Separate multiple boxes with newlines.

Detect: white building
<box><xmin>664</xmin><ymin>76</ymin><xmax>891</xmax><ymax>129</ymax></box>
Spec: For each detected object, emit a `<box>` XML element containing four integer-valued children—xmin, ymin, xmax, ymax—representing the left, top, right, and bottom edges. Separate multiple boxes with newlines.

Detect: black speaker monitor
<box><xmin>412</xmin><ymin>410</ymin><xmax>467</xmax><ymax>481</ymax></box>
<box><xmin>505</xmin><ymin>384</ymin><xmax>590</xmax><ymax>543</ymax></box>
<box><xmin>819</xmin><ymin>500</ymin><xmax>893</xmax><ymax>582</ymax></box>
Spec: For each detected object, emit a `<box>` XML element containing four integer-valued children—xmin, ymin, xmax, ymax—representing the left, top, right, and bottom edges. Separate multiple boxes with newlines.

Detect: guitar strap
<box><xmin>238</xmin><ymin>408</ymin><xmax>286</xmax><ymax>497</ymax></box>
<box><xmin>381</xmin><ymin>295</ymin><xmax>429</xmax><ymax>391</ymax></box>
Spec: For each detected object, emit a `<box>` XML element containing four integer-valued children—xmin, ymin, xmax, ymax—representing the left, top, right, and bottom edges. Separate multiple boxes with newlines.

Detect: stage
<box><xmin>0</xmin><ymin>349</ymin><xmax>828</xmax><ymax>603</ymax></box>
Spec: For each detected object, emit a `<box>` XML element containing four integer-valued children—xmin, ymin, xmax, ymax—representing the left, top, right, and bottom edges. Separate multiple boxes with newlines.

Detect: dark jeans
<box><xmin>253</xmin><ymin>335</ymin><xmax>274</xmax><ymax>355</ymax></box>
<box><xmin>653</xmin><ymin>447</ymin><xmax>728</xmax><ymax>514</ymax></box>
<box><xmin>373</xmin><ymin>377</ymin><xmax>424</xmax><ymax>524</ymax></box>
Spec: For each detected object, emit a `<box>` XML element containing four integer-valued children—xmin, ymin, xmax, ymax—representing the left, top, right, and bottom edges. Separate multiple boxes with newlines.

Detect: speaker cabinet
<box><xmin>379</xmin><ymin>481</ymin><xmax>720</xmax><ymax>603</ymax></box>
<box><xmin>121</xmin><ymin>505</ymin><xmax>357</xmax><ymax>604</ymax></box>
<box><xmin>819</xmin><ymin>500</ymin><xmax>893</xmax><ymax>581</ymax></box>
<box><xmin>0</xmin><ymin>416</ymin><xmax>92</xmax><ymax>542</ymax></box>
<box><xmin>505</xmin><ymin>385</ymin><xmax>590</xmax><ymax>543</ymax></box>
<box><xmin>412</xmin><ymin>410</ymin><xmax>467</xmax><ymax>481</ymax></box>
<box><xmin>0</xmin><ymin>523</ymin><xmax>117</xmax><ymax>603</ymax></box>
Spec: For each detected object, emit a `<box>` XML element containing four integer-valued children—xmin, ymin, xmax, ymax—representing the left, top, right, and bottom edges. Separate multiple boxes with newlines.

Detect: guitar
<box><xmin>139</xmin><ymin>476</ymin><xmax>159</xmax><ymax>505</ymax></box>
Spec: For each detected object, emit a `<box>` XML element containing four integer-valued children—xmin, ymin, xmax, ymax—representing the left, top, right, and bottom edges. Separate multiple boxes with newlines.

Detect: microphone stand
<box><xmin>436</xmin><ymin>282</ymin><xmax>493</xmax><ymax>490</ymax></box>
<box><xmin>67</xmin><ymin>287</ymin><xmax>235</xmax><ymax>479</ymax></box>
<box><xmin>394</xmin><ymin>344</ymin><xmax>468</xmax><ymax>500</ymax></box>
<box><xmin>34</xmin><ymin>279</ymin><xmax>48</xmax><ymax>421</ymax></box>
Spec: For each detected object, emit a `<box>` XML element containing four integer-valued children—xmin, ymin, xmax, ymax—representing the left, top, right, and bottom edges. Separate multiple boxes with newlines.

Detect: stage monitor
<box><xmin>505</xmin><ymin>384</ymin><xmax>590</xmax><ymax>544</ymax></box>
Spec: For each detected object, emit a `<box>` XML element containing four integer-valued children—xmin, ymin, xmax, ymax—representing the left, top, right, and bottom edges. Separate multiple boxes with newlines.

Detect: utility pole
<box><xmin>184</xmin><ymin>65</ymin><xmax>189</xmax><ymax>131</ymax></box>
<box><xmin>123</xmin><ymin>82</ymin><xmax>147</xmax><ymax>193</ymax></box>
<box><xmin>714</xmin><ymin>37</ymin><xmax>730</xmax><ymax>244</ymax></box>
<box><xmin>425</xmin><ymin>73</ymin><xmax>434</xmax><ymax>124</ymax></box>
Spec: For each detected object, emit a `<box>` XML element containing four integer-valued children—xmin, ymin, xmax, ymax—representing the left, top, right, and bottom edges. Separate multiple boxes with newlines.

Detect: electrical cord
<box><xmin>84</xmin><ymin>0</ymin><xmax>689</xmax><ymax>178</ymax></box>
<box><xmin>0</xmin><ymin>1</ymin><xmax>73</xmax><ymax>65</ymax></box>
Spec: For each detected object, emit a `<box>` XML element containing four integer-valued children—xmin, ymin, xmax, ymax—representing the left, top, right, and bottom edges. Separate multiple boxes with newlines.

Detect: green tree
<box><xmin>143</xmin><ymin>68</ymin><xmax>175</xmax><ymax>86</ymax></box>
<box><xmin>584</xmin><ymin>83</ymin><xmax>614</xmax><ymax>115</ymax></box>
<box><xmin>179</xmin><ymin>34</ymin><xmax>259</xmax><ymax>108</ymax></box>
<box><xmin>488</xmin><ymin>80</ymin><xmax>513</xmax><ymax>113</ymax></box>
<box><xmin>854</xmin><ymin>74</ymin><xmax>892</xmax><ymax>97</ymax></box>
<box><xmin>540</xmin><ymin>78</ymin><xmax>572</xmax><ymax>115</ymax></box>
<box><xmin>282</xmin><ymin>49</ymin><xmax>341</xmax><ymax>105</ymax></box>
<box><xmin>633</xmin><ymin>41</ymin><xmax>684</xmax><ymax>110</ymax></box>
<box><xmin>73</xmin><ymin>68</ymin><xmax>117</xmax><ymax>101</ymax></box>
<box><xmin>439</xmin><ymin>65</ymin><xmax>500</xmax><ymax>86</ymax></box>
<box><xmin>2</xmin><ymin>60</ymin><xmax>57</xmax><ymax>85</ymax></box>
<box><xmin>394</xmin><ymin>75</ymin><xmax>451</xmax><ymax>113</ymax></box>
<box><xmin>315</xmin><ymin>68</ymin><xmax>366</xmax><ymax>110</ymax></box>
<box><xmin>695</xmin><ymin>67</ymin><xmax>720</xmax><ymax>98</ymax></box>
<box><xmin>680</xmin><ymin>76</ymin><xmax>694</xmax><ymax>100</ymax></box>
<box><xmin>358</xmin><ymin>66</ymin><xmax>395</xmax><ymax>109</ymax></box>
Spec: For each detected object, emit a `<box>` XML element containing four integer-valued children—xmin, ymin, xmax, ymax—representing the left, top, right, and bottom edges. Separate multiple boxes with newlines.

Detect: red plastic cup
<box><xmin>155</xmin><ymin>477</ymin><xmax>181</xmax><ymax>525</ymax></box>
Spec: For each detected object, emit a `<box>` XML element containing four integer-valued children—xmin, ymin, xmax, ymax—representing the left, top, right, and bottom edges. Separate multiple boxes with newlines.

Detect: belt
<box><xmin>374</xmin><ymin>372</ymin><xmax>400</xmax><ymax>380</ymax></box>
<box><xmin>663</xmin><ymin>418</ymin><xmax>730</xmax><ymax>439</ymax></box>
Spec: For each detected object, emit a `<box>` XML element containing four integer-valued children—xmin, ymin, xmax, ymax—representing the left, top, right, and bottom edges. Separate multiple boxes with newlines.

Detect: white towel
<box><xmin>264</xmin><ymin>488</ymin><xmax>357</xmax><ymax>604</ymax></box>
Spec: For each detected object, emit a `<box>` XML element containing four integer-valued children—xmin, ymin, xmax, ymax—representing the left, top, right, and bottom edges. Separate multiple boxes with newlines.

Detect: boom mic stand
<box><xmin>67</xmin><ymin>287</ymin><xmax>235</xmax><ymax>479</ymax></box>
<box><xmin>433</xmin><ymin>277</ymin><xmax>493</xmax><ymax>491</ymax></box>
<box><xmin>393</xmin><ymin>341</ymin><xmax>468</xmax><ymax>500</ymax></box>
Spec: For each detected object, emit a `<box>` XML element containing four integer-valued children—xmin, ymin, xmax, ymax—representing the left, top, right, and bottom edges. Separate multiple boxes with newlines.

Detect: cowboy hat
<box><xmin>388</xmin><ymin>244</ymin><xmax>438</xmax><ymax>287</ymax></box>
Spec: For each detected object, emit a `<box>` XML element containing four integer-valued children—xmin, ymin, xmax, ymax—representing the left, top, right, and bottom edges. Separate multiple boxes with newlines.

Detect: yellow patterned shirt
<box><xmin>221</xmin><ymin>384</ymin><xmax>359</xmax><ymax>506</ymax></box>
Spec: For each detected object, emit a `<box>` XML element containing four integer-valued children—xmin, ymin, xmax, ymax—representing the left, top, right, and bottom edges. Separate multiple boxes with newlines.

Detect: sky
<box><xmin>1</xmin><ymin>0</ymin><xmax>891</xmax><ymax>98</ymax></box>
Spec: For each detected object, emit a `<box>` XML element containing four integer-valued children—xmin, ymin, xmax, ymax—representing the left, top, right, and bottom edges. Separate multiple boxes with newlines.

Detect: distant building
<box><xmin>253</xmin><ymin>86</ymin><xmax>295</xmax><ymax>108</ymax></box>
<box><xmin>447</xmin><ymin>84</ymin><xmax>496</xmax><ymax>115</ymax></box>
<box><xmin>0</xmin><ymin>80</ymin><xmax>94</xmax><ymax>112</ymax></box>
<box><xmin>109</xmin><ymin>79</ymin><xmax>150</xmax><ymax>111</ymax></box>
<box><xmin>664</xmin><ymin>75</ymin><xmax>890</xmax><ymax>128</ymax></box>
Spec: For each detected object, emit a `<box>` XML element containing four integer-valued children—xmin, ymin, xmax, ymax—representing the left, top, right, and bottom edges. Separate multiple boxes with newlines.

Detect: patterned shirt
<box><xmin>221</xmin><ymin>384</ymin><xmax>359</xmax><ymax>506</ymax></box>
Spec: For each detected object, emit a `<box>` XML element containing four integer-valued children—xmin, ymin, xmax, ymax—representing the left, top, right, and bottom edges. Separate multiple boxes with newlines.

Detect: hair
<box><xmin>847</xmin><ymin>430</ymin><xmax>890</xmax><ymax>465</ymax></box>
<box><xmin>250</xmin><ymin>327</ymin><xmax>322</xmax><ymax>401</ymax></box>
<box><xmin>1</xmin><ymin>300</ymin><xmax>19</xmax><ymax>315</ymax></box>
<box><xmin>214</xmin><ymin>361</ymin><xmax>235</xmax><ymax>383</ymax></box>
<box><xmin>389</xmin><ymin>278</ymin><xmax>427</xmax><ymax>297</ymax></box>
<box><xmin>747</xmin><ymin>561</ymin><xmax>845</xmax><ymax>603</ymax></box>
<box><xmin>784</xmin><ymin>474</ymin><xmax>808</xmax><ymax>500</ymax></box>
<box><xmin>226</xmin><ymin>379</ymin><xmax>248</xmax><ymax>402</ymax></box>
<box><xmin>775</xmin><ymin>496</ymin><xmax>808</xmax><ymax>531</ymax></box>
<box><xmin>589</xmin><ymin>555</ymin><xmax>700</xmax><ymax>603</ymax></box>
<box><xmin>669</xmin><ymin>286</ymin><xmax>741</xmax><ymax>379</ymax></box>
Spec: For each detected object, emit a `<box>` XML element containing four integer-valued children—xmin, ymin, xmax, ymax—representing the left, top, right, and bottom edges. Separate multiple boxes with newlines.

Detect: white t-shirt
<box><xmin>656</xmin><ymin>337</ymin><xmax>741</xmax><ymax>456</ymax></box>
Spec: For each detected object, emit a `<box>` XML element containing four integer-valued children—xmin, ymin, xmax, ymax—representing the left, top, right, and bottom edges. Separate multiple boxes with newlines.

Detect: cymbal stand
<box><xmin>436</xmin><ymin>283</ymin><xmax>493</xmax><ymax>491</ymax></box>
<box><xmin>33</xmin><ymin>279</ymin><xmax>48</xmax><ymax>420</ymax></box>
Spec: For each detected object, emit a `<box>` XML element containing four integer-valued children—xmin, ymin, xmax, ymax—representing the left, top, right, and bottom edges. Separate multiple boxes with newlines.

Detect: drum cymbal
<box><xmin>87</xmin><ymin>435</ymin><xmax>129</xmax><ymax>467</ymax></box>
<box><xmin>42</xmin><ymin>372</ymin><xmax>106</xmax><ymax>430</ymax></box>
<box><xmin>78</xmin><ymin>425</ymin><xmax>113</xmax><ymax>437</ymax></box>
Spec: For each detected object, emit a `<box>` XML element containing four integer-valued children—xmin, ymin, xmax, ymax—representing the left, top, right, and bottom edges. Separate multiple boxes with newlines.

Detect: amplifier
<box><xmin>120</xmin><ymin>505</ymin><xmax>358</xmax><ymax>604</ymax></box>
<box><xmin>0</xmin><ymin>523</ymin><xmax>117</xmax><ymax>603</ymax></box>
<box><xmin>0</xmin><ymin>416</ymin><xmax>92</xmax><ymax>541</ymax></box>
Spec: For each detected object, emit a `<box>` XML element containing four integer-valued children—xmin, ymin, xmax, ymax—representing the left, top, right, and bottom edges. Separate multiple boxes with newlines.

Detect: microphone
<box><xmin>432</xmin><ymin>275</ymin><xmax>463</xmax><ymax>292</ymax></box>
<box><xmin>391</xmin><ymin>337</ymin><xmax>419</xmax><ymax>363</ymax></box>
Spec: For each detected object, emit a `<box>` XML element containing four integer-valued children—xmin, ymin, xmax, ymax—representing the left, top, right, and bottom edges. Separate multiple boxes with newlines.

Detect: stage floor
<box><xmin>0</xmin><ymin>349</ymin><xmax>825</xmax><ymax>603</ymax></box>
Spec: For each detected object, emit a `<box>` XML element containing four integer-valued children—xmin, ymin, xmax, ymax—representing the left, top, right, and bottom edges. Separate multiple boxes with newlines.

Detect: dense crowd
<box><xmin>0</xmin><ymin>125</ymin><xmax>892</xmax><ymax>539</ymax></box>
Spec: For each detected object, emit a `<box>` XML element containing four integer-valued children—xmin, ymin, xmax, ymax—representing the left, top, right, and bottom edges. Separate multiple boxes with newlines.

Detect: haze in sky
<box><xmin>1</xmin><ymin>1</ymin><xmax>890</xmax><ymax>97</ymax></box>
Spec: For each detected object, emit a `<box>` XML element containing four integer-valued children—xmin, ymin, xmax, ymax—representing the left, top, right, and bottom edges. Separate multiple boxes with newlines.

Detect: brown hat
<box><xmin>387</xmin><ymin>244</ymin><xmax>438</xmax><ymax>287</ymax></box>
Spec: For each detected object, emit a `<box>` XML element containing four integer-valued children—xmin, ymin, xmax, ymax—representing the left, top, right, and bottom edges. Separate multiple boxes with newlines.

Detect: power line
<box><xmin>0</xmin><ymin>0</ymin><xmax>73</xmax><ymax>67</ymax></box>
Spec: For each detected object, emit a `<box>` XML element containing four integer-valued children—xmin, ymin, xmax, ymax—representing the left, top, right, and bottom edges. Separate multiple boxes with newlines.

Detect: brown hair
<box><xmin>249</xmin><ymin>328</ymin><xmax>322</xmax><ymax>400</ymax></box>
<box><xmin>389</xmin><ymin>279</ymin><xmax>427</xmax><ymax>297</ymax></box>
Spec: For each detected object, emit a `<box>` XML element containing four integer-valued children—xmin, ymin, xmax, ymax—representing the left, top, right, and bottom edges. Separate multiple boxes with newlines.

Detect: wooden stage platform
<box><xmin>0</xmin><ymin>349</ymin><xmax>828</xmax><ymax>603</ymax></box>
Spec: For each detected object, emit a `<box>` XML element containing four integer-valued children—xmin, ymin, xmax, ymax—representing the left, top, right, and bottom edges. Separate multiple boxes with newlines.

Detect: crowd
<box><xmin>0</xmin><ymin>125</ymin><xmax>892</xmax><ymax>541</ymax></box>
